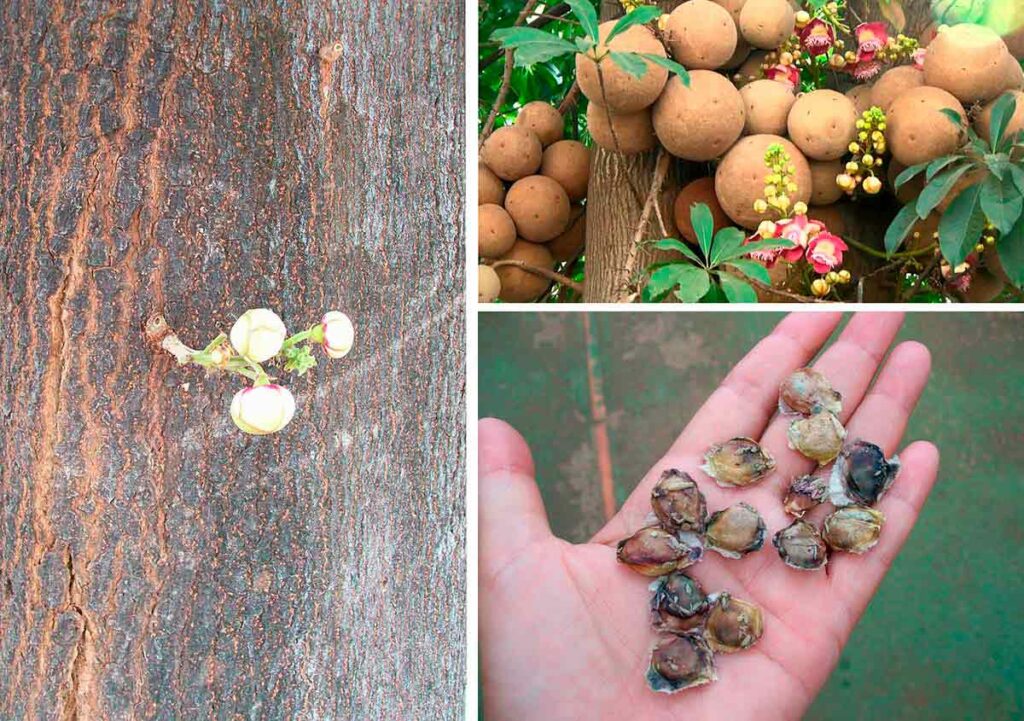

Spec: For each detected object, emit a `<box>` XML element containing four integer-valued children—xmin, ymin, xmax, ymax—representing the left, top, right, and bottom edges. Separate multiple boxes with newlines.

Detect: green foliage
<box><xmin>282</xmin><ymin>345</ymin><xmax>318</xmax><ymax>376</ymax></box>
<box><xmin>641</xmin><ymin>204</ymin><xmax>793</xmax><ymax>303</ymax></box>
<box><xmin>884</xmin><ymin>92</ymin><xmax>1024</xmax><ymax>288</ymax></box>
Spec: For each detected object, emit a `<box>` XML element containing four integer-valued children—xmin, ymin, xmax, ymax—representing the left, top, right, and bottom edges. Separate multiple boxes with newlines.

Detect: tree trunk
<box><xmin>0</xmin><ymin>2</ymin><xmax>465</xmax><ymax>719</ymax></box>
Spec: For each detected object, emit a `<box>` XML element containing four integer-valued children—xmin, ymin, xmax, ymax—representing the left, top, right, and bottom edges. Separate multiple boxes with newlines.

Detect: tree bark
<box><xmin>0</xmin><ymin>2</ymin><xmax>465</xmax><ymax>719</ymax></box>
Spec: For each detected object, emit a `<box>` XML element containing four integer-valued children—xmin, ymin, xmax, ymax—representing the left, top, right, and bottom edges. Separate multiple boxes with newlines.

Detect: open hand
<box><xmin>479</xmin><ymin>312</ymin><xmax>939</xmax><ymax>721</ymax></box>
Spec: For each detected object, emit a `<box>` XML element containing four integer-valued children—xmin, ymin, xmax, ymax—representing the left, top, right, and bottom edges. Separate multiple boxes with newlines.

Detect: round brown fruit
<box><xmin>722</xmin><ymin>34</ymin><xmax>753</xmax><ymax>70</ymax></box>
<box><xmin>673</xmin><ymin>177</ymin><xmax>731</xmax><ymax>244</ymax></box>
<box><xmin>976</xmin><ymin>90</ymin><xmax>1024</xmax><ymax>142</ymax></box>
<box><xmin>652</xmin><ymin>70</ymin><xmax>746</xmax><ymax>161</ymax></box>
<box><xmin>478</xmin><ymin>203</ymin><xmax>517</xmax><ymax>258</ymax></box>
<box><xmin>496</xmin><ymin>240</ymin><xmax>554</xmax><ymax>302</ymax></box>
<box><xmin>586</xmin><ymin>104</ymin><xmax>657</xmax><ymax>155</ymax></box>
<box><xmin>1003</xmin><ymin>53</ymin><xmax>1024</xmax><ymax>90</ymax></box>
<box><xmin>845</xmin><ymin>84</ymin><xmax>875</xmax><ymax>116</ymax></box>
<box><xmin>887</xmin><ymin>86</ymin><xmax>966</xmax><ymax>166</ymax></box>
<box><xmin>541</xmin><ymin>140</ymin><xmax>591</xmax><ymax>202</ymax></box>
<box><xmin>923</xmin><ymin>23</ymin><xmax>1014</xmax><ymax>103</ymax></box>
<box><xmin>664</xmin><ymin>0</ymin><xmax>738</xmax><ymax>70</ymax></box>
<box><xmin>576</xmin><ymin>22</ymin><xmax>668</xmax><ymax>112</ymax></box>
<box><xmin>504</xmin><ymin>175</ymin><xmax>571</xmax><ymax>243</ymax></box>
<box><xmin>807</xmin><ymin>204</ymin><xmax>847</xmax><ymax>238</ymax></box>
<box><xmin>480</xmin><ymin>125</ymin><xmax>543</xmax><ymax>181</ymax></box>
<box><xmin>479</xmin><ymin>163</ymin><xmax>506</xmax><ymax>206</ymax></box>
<box><xmin>962</xmin><ymin>268</ymin><xmax>1006</xmax><ymax>301</ymax></box>
<box><xmin>712</xmin><ymin>0</ymin><xmax>747</xmax><ymax>24</ymax></box>
<box><xmin>548</xmin><ymin>206</ymin><xmax>586</xmax><ymax>263</ymax></box>
<box><xmin>733</xmin><ymin>50</ymin><xmax>768</xmax><ymax>86</ymax></box>
<box><xmin>739</xmin><ymin>0</ymin><xmax>795</xmax><ymax>50</ymax></box>
<box><xmin>515</xmin><ymin>101</ymin><xmax>564</xmax><ymax>147</ymax></box>
<box><xmin>870</xmin><ymin>65</ymin><xmax>925</xmax><ymax>113</ymax></box>
<box><xmin>787</xmin><ymin>89</ymin><xmax>857</xmax><ymax>161</ymax></box>
<box><xmin>478</xmin><ymin>264</ymin><xmax>501</xmax><ymax>303</ymax></box>
<box><xmin>809</xmin><ymin>160</ymin><xmax>844</xmax><ymax>205</ymax></box>
<box><xmin>740</xmin><ymin>79</ymin><xmax>795</xmax><ymax>135</ymax></box>
<box><xmin>715</xmin><ymin>134</ymin><xmax>811</xmax><ymax>228</ymax></box>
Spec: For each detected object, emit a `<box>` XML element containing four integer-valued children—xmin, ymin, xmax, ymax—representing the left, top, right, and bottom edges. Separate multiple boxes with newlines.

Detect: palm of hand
<box><xmin>480</xmin><ymin>314</ymin><xmax>939</xmax><ymax>721</ymax></box>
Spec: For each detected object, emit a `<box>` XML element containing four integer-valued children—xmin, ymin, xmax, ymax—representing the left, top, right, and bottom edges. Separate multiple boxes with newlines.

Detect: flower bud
<box><xmin>811</xmin><ymin>278</ymin><xmax>831</xmax><ymax>297</ymax></box>
<box><xmin>863</xmin><ymin>176</ymin><xmax>882</xmax><ymax>195</ymax></box>
<box><xmin>320</xmin><ymin>311</ymin><xmax>354</xmax><ymax>358</ymax></box>
<box><xmin>230</xmin><ymin>384</ymin><xmax>296</xmax><ymax>435</ymax></box>
<box><xmin>230</xmin><ymin>309</ymin><xmax>287</xmax><ymax>362</ymax></box>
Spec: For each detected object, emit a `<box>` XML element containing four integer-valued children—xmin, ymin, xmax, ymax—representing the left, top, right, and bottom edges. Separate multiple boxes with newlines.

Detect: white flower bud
<box><xmin>321</xmin><ymin>311</ymin><xmax>354</xmax><ymax>359</ymax></box>
<box><xmin>229</xmin><ymin>384</ymin><xmax>296</xmax><ymax>435</ymax></box>
<box><xmin>230</xmin><ymin>309</ymin><xmax>287</xmax><ymax>362</ymax></box>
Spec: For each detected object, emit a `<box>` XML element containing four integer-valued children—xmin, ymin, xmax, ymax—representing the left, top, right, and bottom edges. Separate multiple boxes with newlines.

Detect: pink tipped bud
<box><xmin>230</xmin><ymin>384</ymin><xmax>295</xmax><ymax>435</ymax></box>
<box><xmin>230</xmin><ymin>309</ymin><xmax>287</xmax><ymax>362</ymax></box>
<box><xmin>321</xmin><ymin>311</ymin><xmax>354</xmax><ymax>359</ymax></box>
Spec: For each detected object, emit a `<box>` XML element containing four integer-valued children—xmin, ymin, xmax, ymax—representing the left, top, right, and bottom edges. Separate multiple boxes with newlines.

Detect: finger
<box><xmin>827</xmin><ymin>441</ymin><xmax>940</xmax><ymax>626</ymax></box>
<box><xmin>591</xmin><ymin>312</ymin><xmax>842</xmax><ymax>544</ymax></box>
<box><xmin>479</xmin><ymin>418</ymin><xmax>554</xmax><ymax>578</ymax></box>
<box><xmin>755</xmin><ymin>312</ymin><xmax>907</xmax><ymax>500</ymax></box>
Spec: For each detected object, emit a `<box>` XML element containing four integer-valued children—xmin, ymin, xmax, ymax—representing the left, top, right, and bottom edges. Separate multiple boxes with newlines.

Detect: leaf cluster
<box><xmin>885</xmin><ymin>93</ymin><xmax>1024</xmax><ymax>288</ymax></box>
<box><xmin>642</xmin><ymin>204</ymin><xmax>794</xmax><ymax>303</ymax></box>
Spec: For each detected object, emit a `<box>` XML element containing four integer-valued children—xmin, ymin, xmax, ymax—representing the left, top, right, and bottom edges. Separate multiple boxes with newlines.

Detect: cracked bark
<box><xmin>0</xmin><ymin>1</ymin><xmax>465</xmax><ymax>719</ymax></box>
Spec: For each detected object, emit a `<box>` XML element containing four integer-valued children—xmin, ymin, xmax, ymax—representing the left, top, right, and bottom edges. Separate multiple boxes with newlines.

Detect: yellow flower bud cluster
<box><xmin>811</xmin><ymin>269</ymin><xmax>852</xmax><ymax>297</ymax></box>
<box><xmin>875</xmin><ymin>34</ymin><xmax>919</xmax><ymax>63</ymax></box>
<box><xmin>759</xmin><ymin>143</ymin><xmax>799</xmax><ymax>217</ymax></box>
<box><xmin>836</xmin><ymin>107</ymin><xmax>888</xmax><ymax>196</ymax></box>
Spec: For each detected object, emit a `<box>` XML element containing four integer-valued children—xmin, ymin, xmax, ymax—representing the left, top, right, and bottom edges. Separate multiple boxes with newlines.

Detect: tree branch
<box><xmin>491</xmin><ymin>259</ymin><xmax>584</xmax><ymax>295</ymax></box>
<box><xmin>617</xmin><ymin>150</ymin><xmax>671</xmax><ymax>302</ymax></box>
<box><xmin>479</xmin><ymin>0</ymin><xmax>543</xmax><ymax>145</ymax></box>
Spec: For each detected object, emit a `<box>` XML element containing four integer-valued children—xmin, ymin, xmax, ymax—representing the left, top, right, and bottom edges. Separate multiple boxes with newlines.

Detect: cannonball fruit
<box><xmin>515</xmin><ymin>101</ymin><xmax>564</xmax><ymax>147</ymax></box>
<box><xmin>478</xmin><ymin>264</ymin><xmax>501</xmax><ymax>303</ymax></box>
<box><xmin>480</xmin><ymin>125</ymin><xmax>543</xmax><ymax>181</ymax></box>
<box><xmin>870</xmin><ymin>65</ymin><xmax>925</xmax><ymax>113</ymax></box>
<box><xmin>739</xmin><ymin>0</ymin><xmax>795</xmax><ymax>50</ymax></box>
<box><xmin>722</xmin><ymin>34</ymin><xmax>753</xmax><ymax>70</ymax></box>
<box><xmin>479</xmin><ymin>163</ymin><xmax>506</xmax><ymax>206</ymax></box>
<box><xmin>653</xmin><ymin>70</ymin><xmax>746</xmax><ymax>161</ymax></box>
<box><xmin>809</xmin><ymin>160</ymin><xmax>844</xmax><ymax>206</ymax></box>
<box><xmin>547</xmin><ymin>206</ymin><xmax>586</xmax><ymax>263</ymax></box>
<box><xmin>787</xmin><ymin>90</ymin><xmax>857</xmax><ymax>161</ymax></box>
<box><xmin>587</xmin><ymin>104</ymin><xmax>658</xmax><ymax>154</ymax></box>
<box><xmin>739</xmin><ymin>79</ymin><xmax>795</xmax><ymax>135</ymax></box>
<box><xmin>541</xmin><ymin>140</ymin><xmax>591</xmax><ymax>202</ymax></box>
<box><xmin>504</xmin><ymin>175</ymin><xmax>571</xmax><ymax>243</ymax></box>
<box><xmin>976</xmin><ymin>90</ymin><xmax>1024</xmax><ymax>142</ymax></box>
<box><xmin>576</xmin><ymin>22</ymin><xmax>668</xmax><ymax>112</ymax></box>
<box><xmin>887</xmin><ymin>86</ymin><xmax>966</xmax><ymax>166</ymax></box>
<box><xmin>923</xmin><ymin>23</ymin><xmax>1014</xmax><ymax>103</ymax></box>
<box><xmin>715</xmin><ymin>134</ymin><xmax>812</xmax><ymax>228</ymax></box>
<box><xmin>496</xmin><ymin>240</ymin><xmax>554</xmax><ymax>302</ymax></box>
<box><xmin>664</xmin><ymin>0</ymin><xmax>738</xmax><ymax>70</ymax></box>
<box><xmin>734</xmin><ymin>51</ymin><xmax>768</xmax><ymax>86</ymax></box>
<box><xmin>478</xmin><ymin>203</ymin><xmax>517</xmax><ymax>259</ymax></box>
<box><xmin>674</xmin><ymin>177</ymin><xmax>731</xmax><ymax>244</ymax></box>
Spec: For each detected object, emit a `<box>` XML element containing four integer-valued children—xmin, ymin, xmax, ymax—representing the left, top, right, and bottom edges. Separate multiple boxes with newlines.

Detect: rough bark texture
<box><xmin>0</xmin><ymin>1</ymin><xmax>465</xmax><ymax>719</ymax></box>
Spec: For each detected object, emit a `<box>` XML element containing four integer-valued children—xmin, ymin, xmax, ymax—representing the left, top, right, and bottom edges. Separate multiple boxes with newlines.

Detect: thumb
<box><xmin>479</xmin><ymin>418</ymin><xmax>553</xmax><ymax>576</ymax></box>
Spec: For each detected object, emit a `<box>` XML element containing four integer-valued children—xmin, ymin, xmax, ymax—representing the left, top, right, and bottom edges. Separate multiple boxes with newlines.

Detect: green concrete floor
<box><xmin>479</xmin><ymin>312</ymin><xmax>1023</xmax><ymax>719</ymax></box>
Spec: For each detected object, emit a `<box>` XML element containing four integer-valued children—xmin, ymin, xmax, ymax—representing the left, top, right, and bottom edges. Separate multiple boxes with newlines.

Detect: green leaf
<box><xmin>996</xmin><ymin>216</ymin><xmax>1024</xmax><ymax>288</ymax></box>
<box><xmin>884</xmin><ymin>203</ymin><xmax>922</xmax><ymax>255</ymax></box>
<box><xmin>565</xmin><ymin>0</ymin><xmax>600</xmax><ymax>44</ymax></box>
<box><xmin>605</xmin><ymin>6</ymin><xmax>662</xmax><ymax>44</ymax></box>
<box><xmin>574</xmin><ymin>37</ymin><xmax>595</xmax><ymax>54</ymax></box>
<box><xmin>986</xmin><ymin>154</ymin><xmax>1011</xmax><ymax>180</ymax></box>
<box><xmin>690</xmin><ymin>203</ymin><xmax>714</xmax><ymax>259</ymax></box>
<box><xmin>1010</xmin><ymin>165</ymin><xmax>1024</xmax><ymax>196</ymax></box>
<box><xmin>939</xmin><ymin>107</ymin><xmax>965</xmax><ymax>127</ymax></box>
<box><xmin>609</xmin><ymin>50</ymin><xmax>648</xmax><ymax>79</ymax></box>
<box><xmin>709</xmin><ymin>227</ymin><xmax>747</xmax><ymax>266</ymax></box>
<box><xmin>673</xmin><ymin>268</ymin><xmax>712</xmax><ymax>303</ymax></box>
<box><xmin>283</xmin><ymin>345</ymin><xmax>318</xmax><ymax>376</ymax></box>
<box><xmin>894</xmin><ymin>161</ymin><xmax>929</xmax><ymax>190</ymax></box>
<box><xmin>653</xmin><ymin>237</ymin><xmax>702</xmax><ymax>265</ymax></box>
<box><xmin>916</xmin><ymin>164</ymin><xmax>973</xmax><ymax>219</ymax></box>
<box><xmin>636</xmin><ymin>53</ymin><xmax>690</xmax><ymax>85</ymax></box>
<box><xmin>939</xmin><ymin>183</ymin><xmax>985</xmax><ymax>266</ymax></box>
<box><xmin>718</xmin><ymin>273</ymin><xmax>758</xmax><ymax>303</ymax></box>
<box><xmin>490</xmin><ymin>28</ymin><xmax>579</xmax><ymax>66</ymax></box>
<box><xmin>725</xmin><ymin>259</ymin><xmax>772</xmax><ymax>285</ymax></box>
<box><xmin>645</xmin><ymin>263</ymin><xmax>710</xmax><ymax>303</ymax></box>
<box><xmin>980</xmin><ymin>174</ymin><xmax>1024</xmax><ymax>235</ymax></box>
<box><xmin>925</xmin><ymin>155</ymin><xmax>963</xmax><ymax>181</ymax></box>
<box><xmin>987</xmin><ymin>92</ymin><xmax>1017</xmax><ymax>149</ymax></box>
